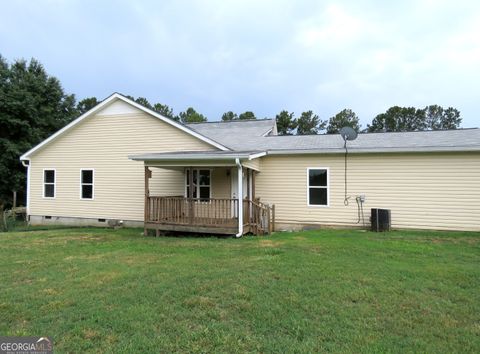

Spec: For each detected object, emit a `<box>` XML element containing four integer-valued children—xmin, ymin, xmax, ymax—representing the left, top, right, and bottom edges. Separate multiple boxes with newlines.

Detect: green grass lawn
<box><xmin>0</xmin><ymin>228</ymin><xmax>479</xmax><ymax>353</ymax></box>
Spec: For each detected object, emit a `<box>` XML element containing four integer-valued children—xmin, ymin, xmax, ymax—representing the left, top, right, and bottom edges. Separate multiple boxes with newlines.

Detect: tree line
<box><xmin>0</xmin><ymin>55</ymin><xmax>463</xmax><ymax>208</ymax></box>
<box><xmin>78</xmin><ymin>97</ymin><xmax>462</xmax><ymax>135</ymax></box>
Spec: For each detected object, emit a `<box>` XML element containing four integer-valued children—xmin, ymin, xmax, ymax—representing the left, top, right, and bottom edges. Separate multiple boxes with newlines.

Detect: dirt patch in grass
<box><xmin>42</xmin><ymin>288</ymin><xmax>60</xmax><ymax>296</ymax></box>
<box><xmin>83</xmin><ymin>328</ymin><xmax>100</xmax><ymax>340</ymax></box>
<box><xmin>428</xmin><ymin>237</ymin><xmax>480</xmax><ymax>245</ymax></box>
<box><xmin>184</xmin><ymin>296</ymin><xmax>217</xmax><ymax>309</ymax></box>
<box><xmin>293</xmin><ymin>236</ymin><xmax>308</xmax><ymax>240</ymax></box>
<box><xmin>258</xmin><ymin>239</ymin><xmax>284</xmax><ymax>247</ymax></box>
<box><xmin>64</xmin><ymin>254</ymin><xmax>107</xmax><ymax>261</ymax></box>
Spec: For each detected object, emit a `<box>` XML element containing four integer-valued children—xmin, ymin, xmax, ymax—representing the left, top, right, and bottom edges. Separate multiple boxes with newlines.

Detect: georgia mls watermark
<box><xmin>0</xmin><ymin>337</ymin><xmax>53</xmax><ymax>354</ymax></box>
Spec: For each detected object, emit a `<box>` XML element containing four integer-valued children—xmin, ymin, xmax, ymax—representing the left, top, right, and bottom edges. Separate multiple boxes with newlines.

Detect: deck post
<box><xmin>271</xmin><ymin>204</ymin><xmax>275</xmax><ymax>233</ymax></box>
<box><xmin>144</xmin><ymin>165</ymin><xmax>150</xmax><ymax>236</ymax></box>
<box><xmin>247</xmin><ymin>169</ymin><xmax>251</xmax><ymax>226</ymax></box>
<box><xmin>188</xmin><ymin>167</ymin><xmax>194</xmax><ymax>225</ymax></box>
<box><xmin>252</xmin><ymin>171</ymin><xmax>256</xmax><ymax>201</ymax></box>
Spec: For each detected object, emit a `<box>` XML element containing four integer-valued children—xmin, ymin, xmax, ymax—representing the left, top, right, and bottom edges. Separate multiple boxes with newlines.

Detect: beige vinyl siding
<box><xmin>211</xmin><ymin>168</ymin><xmax>231</xmax><ymax>198</ymax></box>
<box><xmin>242</xmin><ymin>158</ymin><xmax>261</xmax><ymax>171</ymax></box>
<box><xmin>29</xmin><ymin>105</ymin><xmax>216</xmax><ymax>221</ymax></box>
<box><xmin>256</xmin><ymin>153</ymin><xmax>480</xmax><ymax>231</ymax></box>
<box><xmin>149</xmin><ymin>167</ymin><xmax>185</xmax><ymax>197</ymax></box>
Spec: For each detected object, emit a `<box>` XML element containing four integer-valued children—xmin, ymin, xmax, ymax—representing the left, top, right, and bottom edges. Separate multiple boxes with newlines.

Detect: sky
<box><xmin>1</xmin><ymin>0</ymin><xmax>479</xmax><ymax>128</ymax></box>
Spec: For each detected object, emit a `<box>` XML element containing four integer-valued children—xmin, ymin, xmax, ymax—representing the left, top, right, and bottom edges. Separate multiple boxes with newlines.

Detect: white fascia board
<box><xmin>248</xmin><ymin>151</ymin><xmax>267</xmax><ymax>160</ymax></box>
<box><xmin>129</xmin><ymin>154</ymin><xmax>252</xmax><ymax>161</ymax></box>
<box><xmin>20</xmin><ymin>93</ymin><xmax>230</xmax><ymax>161</ymax></box>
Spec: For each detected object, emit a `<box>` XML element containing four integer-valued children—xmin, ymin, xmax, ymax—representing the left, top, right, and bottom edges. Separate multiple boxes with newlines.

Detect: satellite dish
<box><xmin>340</xmin><ymin>126</ymin><xmax>358</xmax><ymax>206</ymax></box>
<box><xmin>340</xmin><ymin>126</ymin><xmax>358</xmax><ymax>142</ymax></box>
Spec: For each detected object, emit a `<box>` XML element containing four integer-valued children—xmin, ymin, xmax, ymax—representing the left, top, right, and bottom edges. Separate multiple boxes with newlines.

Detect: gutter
<box><xmin>129</xmin><ymin>151</ymin><xmax>267</xmax><ymax>161</ymax></box>
<box><xmin>21</xmin><ymin>159</ymin><xmax>31</xmax><ymax>217</ymax></box>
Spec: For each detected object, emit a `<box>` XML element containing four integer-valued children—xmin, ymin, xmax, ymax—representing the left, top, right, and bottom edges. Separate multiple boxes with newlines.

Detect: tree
<box><xmin>296</xmin><ymin>110</ymin><xmax>326</xmax><ymax>135</ymax></box>
<box><xmin>134</xmin><ymin>97</ymin><xmax>153</xmax><ymax>110</ymax></box>
<box><xmin>326</xmin><ymin>109</ymin><xmax>360</xmax><ymax>134</ymax></box>
<box><xmin>275</xmin><ymin>110</ymin><xmax>297</xmax><ymax>135</ymax></box>
<box><xmin>425</xmin><ymin>105</ymin><xmax>461</xmax><ymax>130</ymax></box>
<box><xmin>0</xmin><ymin>55</ymin><xmax>77</xmax><ymax>208</ymax></box>
<box><xmin>367</xmin><ymin>105</ymin><xmax>462</xmax><ymax>132</ymax></box>
<box><xmin>238</xmin><ymin>111</ymin><xmax>256</xmax><ymax>120</ymax></box>
<box><xmin>177</xmin><ymin>107</ymin><xmax>207</xmax><ymax>123</ymax></box>
<box><xmin>123</xmin><ymin>95</ymin><xmax>176</xmax><ymax>120</ymax></box>
<box><xmin>367</xmin><ymin>106</ymin><xmax>426</xmax><ymax>132</ymax></box>
<box><xmin>441</xmin><ymin>107</ymin><xmax>462</xmax><ymax>129</ymax></box>
<box><xmin>153</xmin><ymin>103</ymin><xmax>175</xmax><ymax>120</ymax></box>
<box><xmin>76</xmin><ymin>97</ymin><xmax>98</xmax><ymax>114</ymax></box>
<box><xmin>221</xmin><ymin>111</ymin><xmax>238</xmax><ymax>121</ymax></box>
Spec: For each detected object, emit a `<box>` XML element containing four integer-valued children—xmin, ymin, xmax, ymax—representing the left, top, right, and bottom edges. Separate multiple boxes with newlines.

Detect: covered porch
<box><xmin>130</xmin><ymin>151</ymin><xmax>274</xmax><ymax>236</ymax></box>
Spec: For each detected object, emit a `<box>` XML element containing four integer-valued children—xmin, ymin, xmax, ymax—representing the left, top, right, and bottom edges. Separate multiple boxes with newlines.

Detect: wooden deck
<box><xmin>144</xmin><ymin>196</ymin><xmax>274</xmax><ymax>236</ymax></box>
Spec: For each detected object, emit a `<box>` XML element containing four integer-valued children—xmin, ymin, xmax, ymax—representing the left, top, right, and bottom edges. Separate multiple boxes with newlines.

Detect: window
<box><xmin>43</xmin><ymin>169</ymin><xmax>55</xmax><ymax>198</ymax></box>
<box><xmin>307</xmin><ymin>168</ymin><xmax>329</xmax><ymax>206</ymax></box>
<box><xmin>80</xmin><ymin>169</ymin><xmax>94</xmax><ymax>199</ymax></box>
<box><xmin>185</xmin><ymin>169</ymin><xmax>211</xmax><ymax>200</ymax></box>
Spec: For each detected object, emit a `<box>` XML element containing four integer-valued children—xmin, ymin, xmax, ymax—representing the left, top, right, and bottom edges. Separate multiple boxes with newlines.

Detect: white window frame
<box><xmin>307</xmin><ymin>167</ymin><xmax>329</xmax><ymax>207</ymax></box>
<box><xmin>184</xmin><ymin>168</ymin><xmax>212</xmax><ymax>200</ymax></box>
<box><xmin>80</xmin><ymin>169</ymin><xmax>95</xmax><ymax>200</ymax></box>
<box><xmin>43</xmin><ymin>168</ymin><xmax>56</xmax><ymax>199</ymax></box>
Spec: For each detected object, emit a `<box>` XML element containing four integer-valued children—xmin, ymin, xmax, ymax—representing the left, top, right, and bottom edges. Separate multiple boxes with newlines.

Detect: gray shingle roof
<box><xmin>186</xmin><ymin>119</ymin><xmax>275</xmax><ymax>143</ymax></box>
<box><xmin>187</xmin><ymin>119</ymin><xmax>480</xmax><ymax>153</ymax></box>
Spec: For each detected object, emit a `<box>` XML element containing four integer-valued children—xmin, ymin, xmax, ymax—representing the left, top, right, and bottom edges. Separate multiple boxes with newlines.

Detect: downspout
<box><xmin>21</xmin><ymin>159</ymin><xmax>31</xmax><ymax>218</ymax></box>
<box><xmin>235</xmin><ymin>158</ymin><xmax>243</xmax><ymax>238</ymax></box>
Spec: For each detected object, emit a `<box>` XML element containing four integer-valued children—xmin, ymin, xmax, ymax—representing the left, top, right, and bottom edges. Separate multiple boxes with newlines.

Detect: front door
<box><xmin>231</xmin><ymin>168</ymin><xmax>247</xmax><ymax>199</ymax></box>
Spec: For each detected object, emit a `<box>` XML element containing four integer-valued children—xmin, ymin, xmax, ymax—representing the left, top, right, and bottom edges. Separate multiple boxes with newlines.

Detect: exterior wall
<box><xmin>255</xmin><ymin>152</ymin><xmax>480</xmax><ymax>231</ymax></box>
<box><xmin>149</xmin><ymin>167</ymin><xmax>231</xmax><ymax>199</ymax></box>
<box><xmin>150</xmin><ymin>167</ymin><xmax>185</xmax><ymax>197</ymax></box>
<box><xmin>211</xmin><ymin>168</ymin><xmax>231</xmax><ymax>198</ymax></box>
<box><xmin>29</xmin><ymin>101</ymin><xmax>216</xmax><ymax>222</ymax></box>
<box><xmin>243</xmin><ymin>158</ymin><xmax>261</xmax><ymax>171</ymax></box>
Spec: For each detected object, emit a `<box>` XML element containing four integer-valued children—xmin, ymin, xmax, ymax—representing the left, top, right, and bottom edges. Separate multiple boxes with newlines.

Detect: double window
<box><xmin>43</xmin><ymin>169</ymin><xmax>56</xmax><ymax>198</ymax></box>
<box><xmin>307</xmin><ymin>168</ymin><xmax>329</xmax><ymax>206</ymax></box>
<box><xmin>42</xmin><ymin>169</ymin><xmax>94</xmax><ymax>199</ymax></box>
<box><xmin>80</xmin><ymin>169</ymin><xmax>94</xmax><ymax>199</ymax></box>
<box><xmin>185</xmin><ymin>169</ymin><xmax>211</xmax><ymax>200</ymax></box>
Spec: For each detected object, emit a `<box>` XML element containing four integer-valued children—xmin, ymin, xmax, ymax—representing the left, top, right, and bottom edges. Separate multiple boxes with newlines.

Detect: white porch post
<box><xmin>235</xmin><ymin>159</ymin><xmax>243</xmax><ymax>237</ymax></box>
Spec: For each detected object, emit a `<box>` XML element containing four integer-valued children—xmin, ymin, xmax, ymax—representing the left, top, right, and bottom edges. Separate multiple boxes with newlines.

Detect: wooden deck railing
<box><xmin>243</xmin><ymin>199</ymin><xmax>275</xmax><ymax>235</ymax></box>
<box><xmin>146</xmin><ymin>196</ymin><xmax>274</xmax><ymax>235</ymax></box>
<box><xmin>147</xmin><ymin>197</ymin><xmax>239</xmax><ymax>227</ymax></box>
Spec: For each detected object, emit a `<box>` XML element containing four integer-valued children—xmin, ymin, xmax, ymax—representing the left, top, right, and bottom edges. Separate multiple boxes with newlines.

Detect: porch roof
<box><xmin>129</xmin><ymin>150</ymin><xmax>266</xmax><ymax>162</ymax></box>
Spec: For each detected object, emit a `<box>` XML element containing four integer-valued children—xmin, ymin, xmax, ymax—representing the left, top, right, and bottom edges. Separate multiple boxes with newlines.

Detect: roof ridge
<box><xmin>186</xmin><ymin>118</ymin><xmax>274</xmax><ymax>125</ymax></box>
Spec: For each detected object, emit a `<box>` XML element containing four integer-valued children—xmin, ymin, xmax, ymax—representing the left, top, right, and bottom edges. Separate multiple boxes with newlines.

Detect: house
<box><xmin>20</xmin><ymin>93</ymin><xmax>480</xmax><ymax>235</ymax></box>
